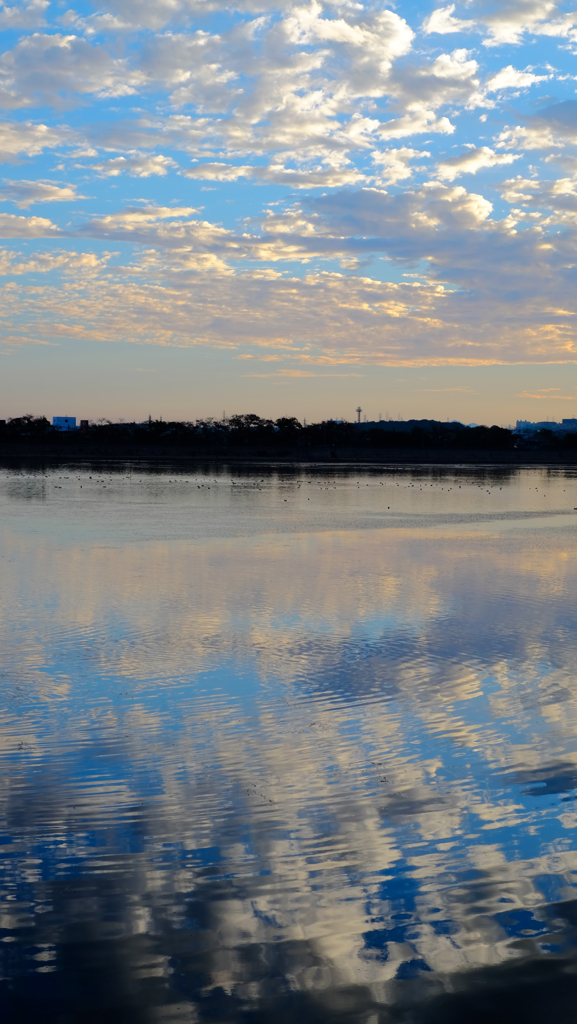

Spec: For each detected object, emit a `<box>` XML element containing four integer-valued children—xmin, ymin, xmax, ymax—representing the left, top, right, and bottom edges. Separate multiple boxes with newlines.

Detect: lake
<box><xmin>2</xmin><ymin>462</ymin><xmax>577</xmax><ymax>1023</ymax></box>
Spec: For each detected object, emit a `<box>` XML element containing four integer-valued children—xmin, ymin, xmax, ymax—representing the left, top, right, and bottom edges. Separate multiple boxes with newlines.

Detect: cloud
<box><xmin>139</xmin><ymin>30</ymin><xmax>242</xmax><ymax>111</ymax></box>
<box><xmin>421</xmin><ymin>0</ymin><xmax>577</xmax><ymax>46</ymax></box>
<box><xmin>512</xmin><ymin>101</ymin><xmax>577</xmax><ymax>148</ymax></box>
<box><xmin>0</xmin><ymin>120</ymin><xmax>72</xmax><ymax>161</ymax></box>
<box><xmin>378</xmin><ymin>108</ymin><xmax>455</xmax><ymax>140</ymax></box>
<box><xmin>182</xmin><ymin>160</ymin><xmax>366</xmax><ymax>187</ymax></box>
<box><xmin>0</xmin><ymin>248</ymin><xmax>113</xmax><ymax>274</ymax></box>
<box><xmin>304</xmin><ymin>185</ymin><xmax>495</xmax><ymax>245</ymax></box>
<box><xmin>182</xmin><ymin>162</ymin><xmax>254</xmax><ymax>181</ymax></box>
<box><xmin>261</xmin><ymin>164</ymin><xmax>367</xmax><ymax>187</ymax></box>
<box><xmin>69</xmin><ymin>184</ymin><xmax>497</xmax><ymax>268</ymax></box>
<box><xmin>0</xmin><ymin>0</ymin><xmax>48</xmax><ymax>28</ymax></box>
<box><xmin>382</xmin><ymin>49</ymin><xmax>481</xmax><ymax>120</ymax></box>
<box><xmin>485</xmin><ymin>65</ymin><xmax>550</xmax><ymax>92</ymax></box>
<box><xmin>495</xmin><ymin>174</ymin><xmax>577</xmax><ymax>227</ymax></box>
<box><xmin>79</xmin><ymin>205</ymin><xmax>202</xmax><ymax>241</ymax></box>
<box><xmin>0</xmin><ymin>179</ymin><xmax>85</xmax><ymax>207</ymax></box>
<box><xmin>0</xmin><ymin>213</ymin><xmax>60</xmax><ymax>236</ymax></box>
<box><xmin>423</xmin><ymin>4</ymin><xmax>472</xmax><ymax>35</ymax></box>
<box><xmin>519</xmin><ymin>389</ymin><xmax>576</xmax><ymax>397</ymax></box>
<box><xmin>496</xmin><ymin>123</ymin><xmax>562</xmax><ymax>151</ymax></box>
<box><xmin>436</xmin><ymin>146</ymin><xmax>520</xmax><ymax>180</ymax></box>
<box><xmin>89</xmin><ymin>153</ymin><xmax>179</xmax><ymax>177</ymax></box>
<box><xmin>57</xmin><ymin>0</ymin><xmax>303</xmax><ymax>32</ymax></box>
<box><xmin>282</xmin><ymin>3</ymin><xmax>414</xmax><ymax>97</ymax></box>
<box><xmin>0</xmin><ymin>33</ymin><xmax>145</xmax><ymax>108</ymax></box>
<box><xmin>372</xmin><ymin>147</ymin><xmax>431</xmax><ymax>184</ymax></box>
<box><xmin>2</xmin><ymin>247</ymin><xmax>577</xmax><ymax>365</ymax></box>
<box><xmin>495</xmin><ymin>103</ymin><xmax>577</xmax><ymax>153</ymax></box>
<box><xmin>3</xmin><ymin>0</ymin><xmax>577</xmax><ymax>376</ymax></box>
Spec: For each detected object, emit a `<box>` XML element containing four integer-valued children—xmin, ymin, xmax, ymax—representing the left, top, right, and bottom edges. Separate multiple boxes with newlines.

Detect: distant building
<box><xmin>515</xmin><ymin>418</ymin><xmax>577</xmax><ymax>435</ymax></box>
<box><xmin>52</xmin><ymin>416</ymin><xmax>77</xmax><ymax>431</ymax></box>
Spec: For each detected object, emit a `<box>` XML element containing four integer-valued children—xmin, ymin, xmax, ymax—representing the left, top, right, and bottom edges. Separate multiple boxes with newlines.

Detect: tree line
<box><xmin>4</xmin><ymin>412</ymin><xmax>577</xmax><ymax>452</ymax></box>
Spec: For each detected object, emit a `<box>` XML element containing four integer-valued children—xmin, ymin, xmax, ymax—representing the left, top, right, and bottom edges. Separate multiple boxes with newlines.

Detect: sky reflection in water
<box><xmin>2</xmin><ymin>464</ymin><xmax>577</xmax><ymax>1023</ymax></box>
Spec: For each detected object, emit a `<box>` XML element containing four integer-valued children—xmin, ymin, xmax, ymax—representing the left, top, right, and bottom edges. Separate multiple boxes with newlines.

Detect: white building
<box><xmin>52</xmin><ymin>416</ymin><xmax>77</xmax><ymax>431</ymax></box>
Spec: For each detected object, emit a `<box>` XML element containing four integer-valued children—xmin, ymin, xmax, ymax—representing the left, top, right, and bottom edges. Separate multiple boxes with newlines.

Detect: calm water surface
<box><xmin>2</xmin><ymin>463</ymin><xmax>577</xmax><ymax>1022</ymax></box>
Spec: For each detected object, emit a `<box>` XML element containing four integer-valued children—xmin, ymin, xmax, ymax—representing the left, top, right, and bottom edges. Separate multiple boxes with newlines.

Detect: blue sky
<box><xmin>2</xmin><ymin>0</ymin><xmax>577</xmax><ymax>422</ymax></box>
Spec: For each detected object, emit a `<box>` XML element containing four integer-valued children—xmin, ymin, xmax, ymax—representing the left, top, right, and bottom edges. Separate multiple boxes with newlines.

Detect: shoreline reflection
<box><xmin>2</xmin><ymin>466</ymin><xmax>577</xmax><ymax>1022</ymax></box>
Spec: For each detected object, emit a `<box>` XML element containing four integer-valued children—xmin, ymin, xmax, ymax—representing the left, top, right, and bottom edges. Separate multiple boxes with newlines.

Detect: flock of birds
<box><xmin>4</xmin><ymin>471</ymin><xmax>575</xmax><ymax>506</ymax></box>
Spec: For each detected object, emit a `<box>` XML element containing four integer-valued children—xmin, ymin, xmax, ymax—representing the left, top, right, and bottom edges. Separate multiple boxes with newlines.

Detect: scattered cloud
<box><xmin>0</xmin><ymin>33</ymin><xmax>146</xmax><ymax>108</ymax></box>
<box><xmin>436</xmin><ymin>146</ymin><xmax>520</xmax><ymax>180</ymax></box>
<box><xmin>182</xmin><ymin>163</ymin><xmax>254</xmax><ymax>182</ymax></box>
<box><xmin>0</xmin><ymin>120</ymin><xmax>73</xmax><ymax>161</ymax></box>
<box><xmin>0</xmin><ymin>0</ymin><xmax>48</xmax><ymax>28</ymax></box>
<box><xmin>89</xmin><ymin>153</ymin><xmax>179</xmax><ymax>177</ymax></box>
<box><xmin>0</xmin><ymin>0</ymin><xmax>576</xmax><ymax>373</ymax></box>
<box><xmin>372</xmin><ymin>147</ymin><xmax>431</xmax><ymax>184</ymax></box>
<box><xmin>0</xmin><ymin>212</ymin><xmax>60</xmax><ymax>236</ymax></box>
<box><xmin>520</xmin><ymin>390</ymin><xmax>576</xmax><ymax>398</ymax></box>
<box><xmin>422</xmin><ymin>0</ymin><xmax>577</xmax><ymax>47</ymax></box>
<box><xmin>485</xmin><ymin>65</ymin><xmax>550</xmax><ymax>92</ymax></box>
<box><xmin>0</xmin><ymin>178</ymin><xmax>86</xmax><ymax>207</ymax></box>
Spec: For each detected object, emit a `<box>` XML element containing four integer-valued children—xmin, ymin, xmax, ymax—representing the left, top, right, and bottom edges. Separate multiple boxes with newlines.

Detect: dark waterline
<box><xmin>2</xmin><ymin>464</ymin><xmax>577</xmax><ymax>1022</ymax></box>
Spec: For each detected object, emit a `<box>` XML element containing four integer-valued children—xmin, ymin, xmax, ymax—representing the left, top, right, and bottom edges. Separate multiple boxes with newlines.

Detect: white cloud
<box><xmin>139</xmin><ymin>30</ymin><xmax>242</xmax><ymax>111</ymax></box>
<box><xmin>0</xmin><ymin>0</ymin><xmax>48</xmax><ymax>28</ymax></box>
<box><xmin>496</xmin><ymin>173</ymin><xmax>577</xmax><ymax>226</ymax></box>
<box><xmin>0</xmin><ymin>248</ymin><xmax>113</xmax><ymax>274</ymax></box>
<box><xmin>486</xmin><ymin>65</ymin><xmax>549</xmax><ymax>92</ymax></box>
<box><xmin>496</xmin><ymin>123</ymin><xmax>563</xmax><ymax>150</ymax></box>
<box><xmin>382</xmin><ymin>48</ymin><xmax>481</xmax><ymax>119</ymax></box>
<box><xmin>0</xmin><ymin>179</ymin><xmax>85</xmax><ymax>207</ymax></box>
<box><xmin>430</xmin><ymin>48</ymin><xmax>478</xmax><ymax>82</ymax></box>
<box><xmin>57</xmin><ymin>0</ymin><xmax>296</xmax><ymax>32</ymax></box>
<box><xmin>182</xmin><ymin>160</ymin><xmax>366</xmax><ymax>186</ymax></box>
<box><xmin>421</xmin><ymin>0</ymin><xmax>577</xmax><ymax>46</ymax></box>
<box><xmin>70</xmin><ymin>183</ymin><xmax>499</xmax><ymax>266</ymax></box>
<box><xmin>3</xmin><ymin>0</ymin><xmax>577</xmax><ymax>373</ymax></box>
<box><xmin>480</xmin><ymin>0</ymin><xmax>569</xmax><ymax>46</ymax></box>
<box><xmin>0</xmin><ymin>33</ymin><xmax>146</xmax><ymax>108</ymax></box>
<box><xmin>257</xmin><ymin>163</ymin><xmax>366</xmax><ymax>187</ymax></box>
<box><xmin>89</xmin><ymin>153</ymin><xmax>179</xmax><ymax>177</ymax></box>
<box><xmin>3</xmin><ymin>246</ymin><xmax>577</xmax><ymax>364</ymax></box>
<box><xmin>3</xmin><ymin>168</ymin><xmax>577</xmax><ymax>366</ymax></box>
<box><xmin>372</xmin><ymin>147</ymin><xmax>431</xmax><ymax>184</ymax></box>
<box><xmin>378</xmin><ymin>108</ymin><xmax>455</xmax><ymax>140</ymax></box>
<box><xmin>496</xmin><ymin>103</ymin><xmax>577</xmax><ymax>155</ymax></box>
<box><xmin>182</xmin><ymin>163</ymin><xmax>255</xmax><ymax>181</ymax></box>
<box><xmin>423</xmin><ymin>4</ymin><xmax>472</xmax><ymax>35</ymax></box>
<box><xmin>83</xmin><ymin>206</ymin><xmax>199</xmax><ymax>229</ymax></box>
<box><xmin>0</xmin><ymin>120</ymin><xmax>72</xmax><ymax>161</ymax></box>
<box><xmin>57</xmin><ymin>10</ymin><xmax>135</xmax><ymax>34</ymax></box>
<box><xmin>0</xmin><ymin>212</ymin><xmax>59</xmax><ymax>236</ymax></box>
<box><xmin>282</xmin><ymin>3</ymin><xmax>414</xmax><ymax>97</ymax></box>
<box><xmin>436</xmin><ymin>146</ymin><xmax>520</xmax><ymax>180</ymax></box>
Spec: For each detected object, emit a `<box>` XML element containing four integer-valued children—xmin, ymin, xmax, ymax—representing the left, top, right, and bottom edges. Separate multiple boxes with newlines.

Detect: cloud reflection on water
<box><xmin>1</xmin><ymin>465</ymin><xmax>577</xmax><ymax>1021</ymax></box>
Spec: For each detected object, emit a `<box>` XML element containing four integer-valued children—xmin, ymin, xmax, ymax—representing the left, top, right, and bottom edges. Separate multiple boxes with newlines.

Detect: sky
<box><xmin>2</xmin><ymin>0</ymin><xmax>577</xmax><ymax>422</ymax></box>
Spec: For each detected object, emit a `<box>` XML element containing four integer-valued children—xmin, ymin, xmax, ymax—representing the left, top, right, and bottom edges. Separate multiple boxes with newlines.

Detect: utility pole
<box><xmin>356</xmin><ymin>406</ymin><xmax>362</xmax><ymax>424</ymax></box>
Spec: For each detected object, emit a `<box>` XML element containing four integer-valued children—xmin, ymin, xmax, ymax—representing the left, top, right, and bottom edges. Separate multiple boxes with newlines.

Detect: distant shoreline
<box><xmin>2</xmin><ymin>442</ymin><xmax>577</xmax><ymax>468</ymax></box>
